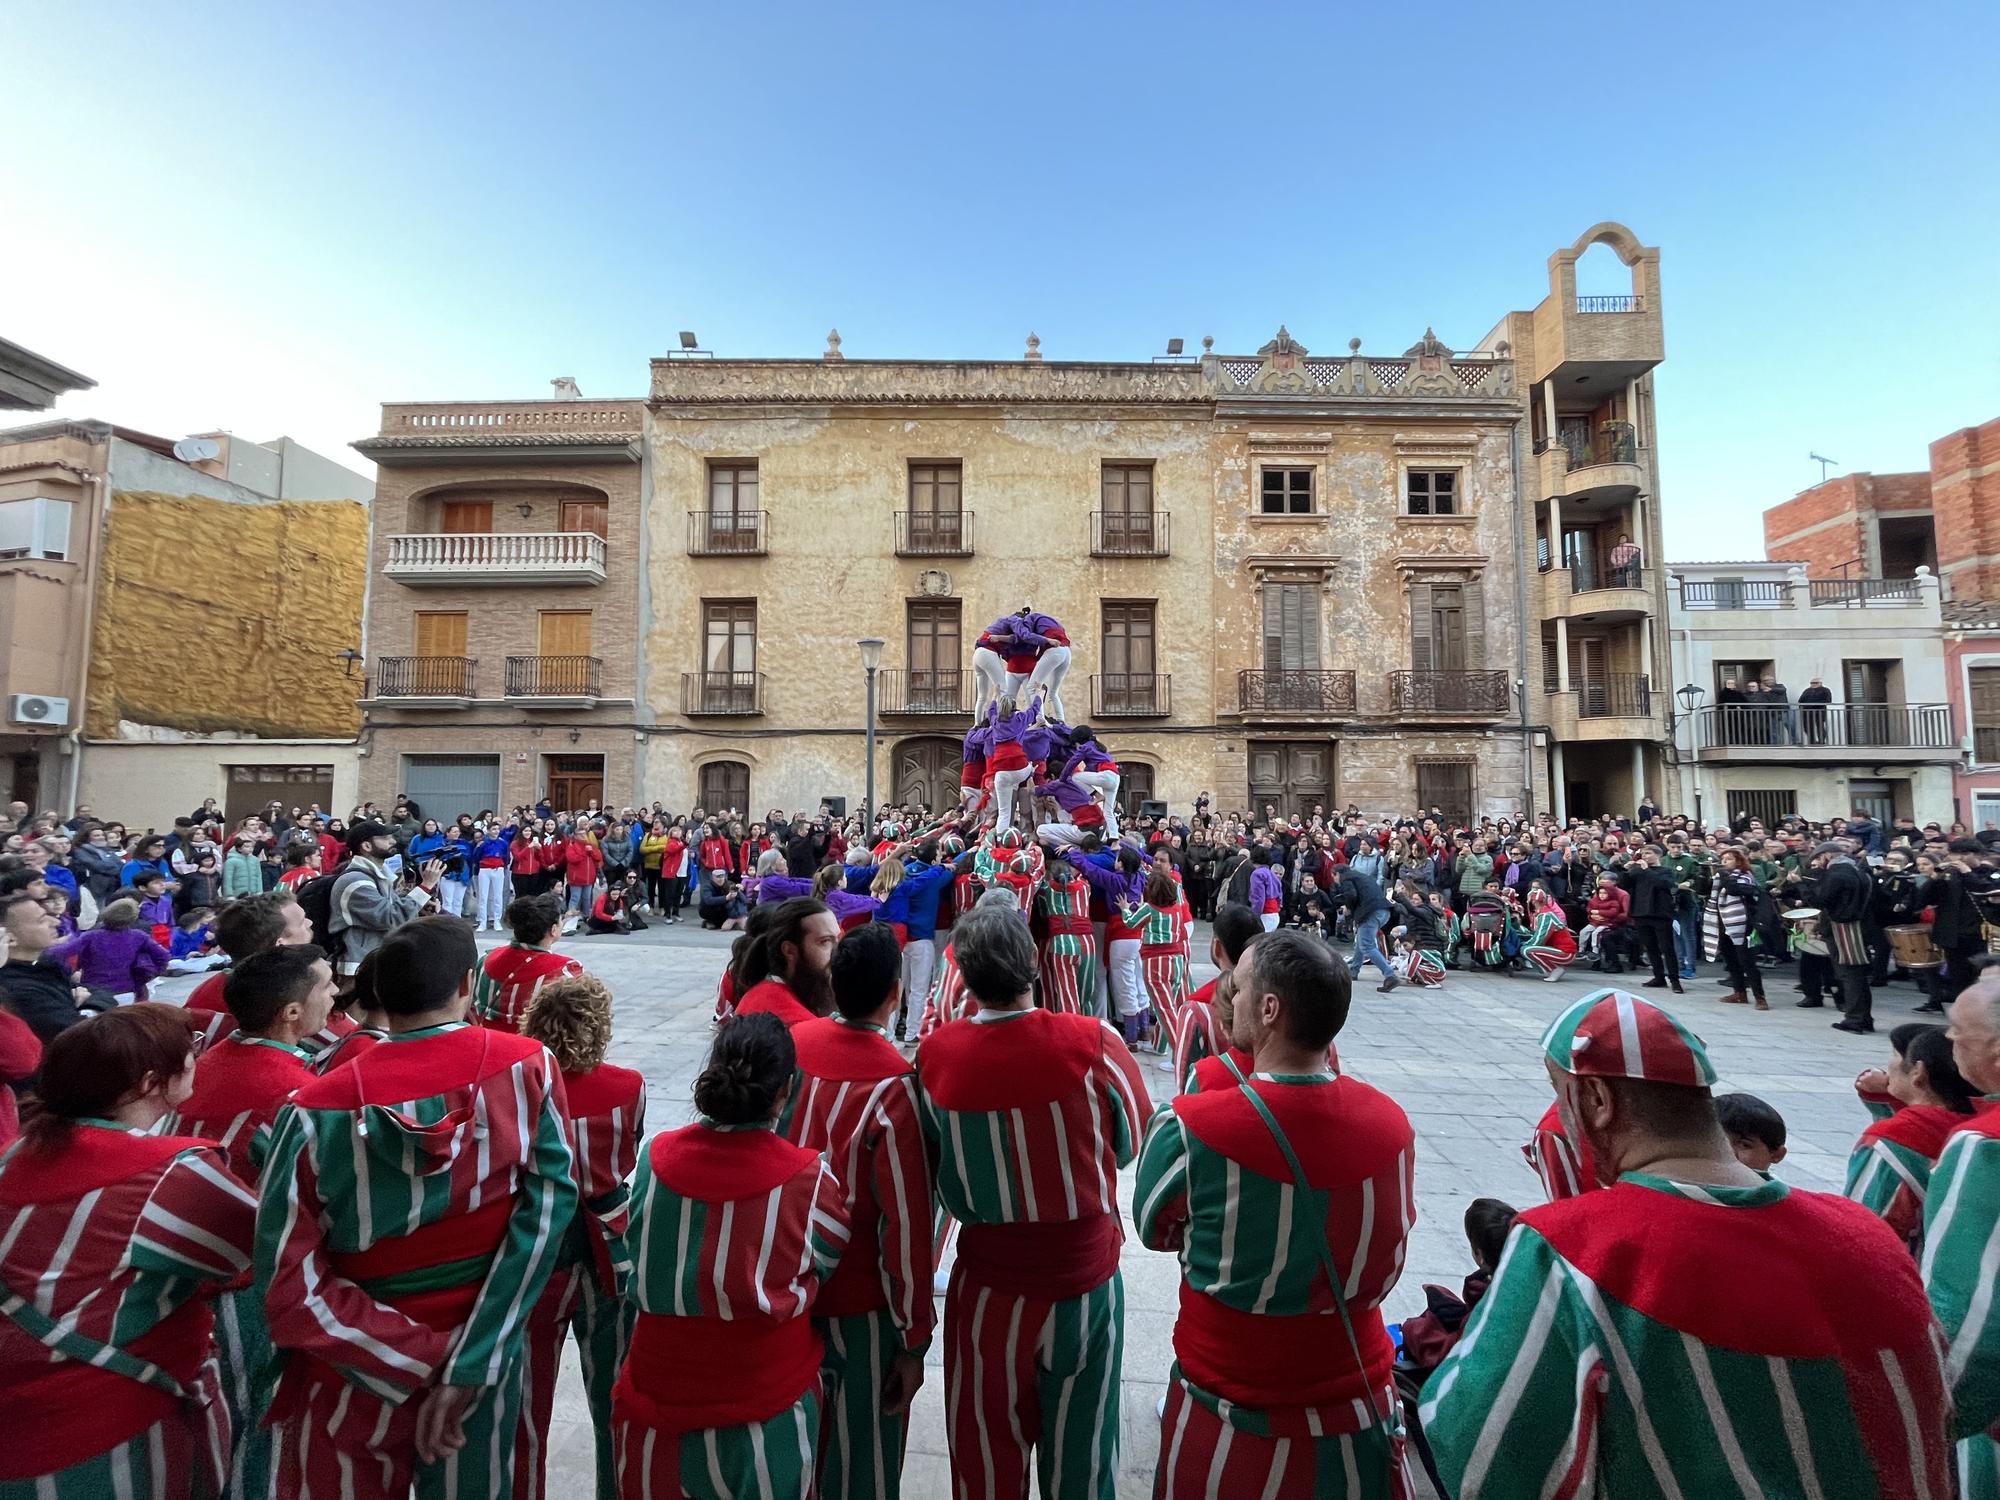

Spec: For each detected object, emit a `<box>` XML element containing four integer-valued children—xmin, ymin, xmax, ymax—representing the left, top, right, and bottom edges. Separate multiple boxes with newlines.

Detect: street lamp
<box><xmin>1676</xmin><ymin>684</ymin><xmax>1707</xmax><ymax>826</ymax></box>
<box><xmin>858</xmin><ymin>638</ymin><xmax>886</xmax><ymax>827</ymax></box>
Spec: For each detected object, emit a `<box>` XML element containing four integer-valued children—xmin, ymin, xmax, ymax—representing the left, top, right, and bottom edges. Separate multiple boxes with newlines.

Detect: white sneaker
<box><xmin>1542</xmin><ymin>966</ymin><xmax>1564</xmax><ymax>982</ymax></box>
<box><xmin>1156</xmin><ymin>1055</ymin><xmax>1176</xmax><ymax>1073</ymax></box>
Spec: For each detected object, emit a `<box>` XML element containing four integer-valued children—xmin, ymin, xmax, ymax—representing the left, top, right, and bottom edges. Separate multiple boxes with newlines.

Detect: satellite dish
<box><xmin>173</xmin><ymin>437</ymin><xmax>221</xmax><ymax>463</ymax></box>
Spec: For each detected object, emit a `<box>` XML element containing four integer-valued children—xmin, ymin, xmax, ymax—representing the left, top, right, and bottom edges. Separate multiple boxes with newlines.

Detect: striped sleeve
<box><xmin>1923</xmin><ymin>1129</ymin><xmax>2000</xmax><ymax>1438</ymax></box>
<box><xmin>1419</xmin><ymin>1226</ymin><xmax>1604</xmax><ymax>1499</ymax></box>
<box><xmin>598</xmin><ymin>1090</ymin><xmax>645</xmax><ymax>1296</ymax></box>
<box><xmin>1844</xmin><ymin>1135</ymin><xmax>1928</xmax><ymax>1239</ymax></box>
<box><xmin>1531</xmin><ymin>1122</ymin><xmax>1586</xmax><ymax>1202</ymax></box>
<box><xmin>865</xmin><ymin>1077</ymin><xmax>935</xmax><ymax>1353</ymax></box>
<box><xmin>441</xmin><ymin>1055</ymin><xmax>579</xmax><ymax>1388</ymax></box>
<box><xmin>1095</xmin><ymin>1021</ymin><xmax>1153</xmax><ymax>1169</ymax></box>
<box><xmin>257</xmin><ymin>1107</ymin><xmax>452</xmax><ymax>1401</ymax></box>
<box><xmin>127</xmin><ymin>1147</ymin><xmax>258</xmax><ymax>1281</ymax></box>
<box><xmin>806</xmin><ymin>1157</ymin><xmax>853</xmax><ymax>1284</ymax></box>
<box><xmin>1132</xmin><ymin>1108</ymin><xmax>1189</xmax><ymax>1252</ymax></box>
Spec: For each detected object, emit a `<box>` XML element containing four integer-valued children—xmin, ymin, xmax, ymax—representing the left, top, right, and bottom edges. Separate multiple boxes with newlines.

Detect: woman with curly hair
<box><xmin>515</xmin><ymin>974</ymin><xmax>645</xmax><ymax>1499</ymax></box>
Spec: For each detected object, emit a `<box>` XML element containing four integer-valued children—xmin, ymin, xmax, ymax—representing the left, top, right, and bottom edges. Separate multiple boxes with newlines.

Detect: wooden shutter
<box><xmin>439</xmin><ymin>501</ymin><xmax>491</xmax><ymax>534</ymax></box>
<box><xmin>1408</xmin><ymin>583</ymin><xmax>1433</xmax><ymax>671</ymax></box>
<box><xmin>538</xmin><ymin>611</ymin><xmax>592</xmax><ymax>658</ymax></box>
<box><xmin>1463</xmin><ymin>578</ymin><xmax>1485</xmax><ymax>668</ymax></box>
<box><xmin>560</xmin><ymin>499</ymin><xmax>608</xmax><ymax>537</ymax></box>
<box><xmin>1262</xmin><ymin>585</ymin><xmax>1319</xmax><ymax>672</ymax></box>
<box><xmin>1971</xmin><ymin>668</ymin><xmax>2000</xmax><ymax>729</ymax></box>
<box><xmin>414</xmin><ymin>611</ymin><xmax>467</xmax><ymax>657</ymax></box>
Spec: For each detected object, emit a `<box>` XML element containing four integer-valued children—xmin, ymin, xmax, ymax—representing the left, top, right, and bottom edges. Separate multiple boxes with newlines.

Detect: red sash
<box><xmin>1174</xmin><ymin>1282</ymin><xmax>1392</xmax><ymax>1411</ymax></box>
<box><xmin>990</xmin><ymin>742</ymin><xmax>1029</xmax><ymax>772</ymax></box>
<box><xmin>955</xmin><ymin>1214</ymin><xmax>1121</xmax><ymax>1300</ymax></box>
<box><xmin>615</xmin><ymin>1313</ymin><xmax>820</xmax><ymax>1432</ymax></box>
<box><xmin>328</xmin><ymin>1194</ymin><xmax>515</xmax><ymax>1332</ymax></box>
<box><xmin>1046</xmin><ymin>916</ymin><xmax>1094</xmax><ymax>937</ymax></box>
<box><xmin>1141</xmin><ymin>943</ymin><xmax>1178</xmax><ymax>957</ymax></box>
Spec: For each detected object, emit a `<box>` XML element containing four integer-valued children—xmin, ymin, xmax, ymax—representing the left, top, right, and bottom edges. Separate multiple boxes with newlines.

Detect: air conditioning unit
<box><xmin>9</xmin><ymin>694</ymin><xmax>70</xmax><ymax>727</ymax></box>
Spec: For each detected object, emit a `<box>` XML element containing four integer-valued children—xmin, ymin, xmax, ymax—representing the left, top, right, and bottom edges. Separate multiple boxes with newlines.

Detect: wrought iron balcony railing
<box><xmin>876</xmin><ymin>669</ymin><xmax>972</xmax><ymax>715</ymax></box>
<box><xmin>687</xmin><ymin>511</ymin><xmax>768</xmax><ymax>556</ymax></box>
<box><xmin>505</xmin><ymin>656</ymin><xmax>601</xmax><ymax>699</ymax></box>
<box><xmin>1091</xmin><ymin>674</ymin><xmax>1170</xmax><ymax>717</ymax></box>
<box><xmin>681</xmin><ymin>671</ymin><xmax>766</xmax><ymax>715</ymax></box>
<box><xmin>1237</xmin><ymin>670</ymin><xmax>1357</xmax><ymax>714</ymax></box>
<box><xmin>374</xmin><ymin>656</ymin><xmax>475</xmax><ymax>699</ymax></box>
<box><xmin>1090</xmin><ymin>511</ymin><xmax>1171</xmax><ymax>557</ymax></box>
<box><xmin>1389</xmin><ymin>670</ymin><xmax>1512</xmax><ymax>715</ymax></box>
<box><xmin>894</xmin><ymin>511</ymin><xmax>973</xmax><ymax>557</ymax></box>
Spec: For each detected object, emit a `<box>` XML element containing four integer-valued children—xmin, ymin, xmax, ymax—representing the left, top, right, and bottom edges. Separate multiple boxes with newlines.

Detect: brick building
<box><xmin>352</xmin><ymin>224</ymin><xmax>1674</xmax><ymax>825</ymax></box>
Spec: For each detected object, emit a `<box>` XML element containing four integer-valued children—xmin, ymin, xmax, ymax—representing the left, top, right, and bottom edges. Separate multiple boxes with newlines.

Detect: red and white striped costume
<box><xmin>1523</xmin><ymin>1098</ymin><xmax>1599</xmax><ymax>1201</ymax></box>
<box><xmin>784</xmin><ymin>1014</ymin><xmax>937</xmax><ymax>1499</ymax></box>
<box><xmin>1170</xmin><ymin>976</ymin><xmax>1229</xmax><ymax>1095</ymax></box>
<box><xmin>0</xmin><ymin>1123</ymin><xmax>256</xmax><ymax>1495</ymax></box>
<box><xmin>518</xmin><ymin>1060</ymin><xmax>645</xmax><ymax>1500</ymax></box>
<box><xmin>311</xmin><ymin>1021</ymin><xmax>386</xmax><ymax>1075</ymax></box>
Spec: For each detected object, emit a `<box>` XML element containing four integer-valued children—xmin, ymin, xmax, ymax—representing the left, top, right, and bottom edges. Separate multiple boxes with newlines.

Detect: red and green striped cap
<box><xmin>1540</xmin><ymin>988</ymin><xmax>1717</xmax><ymax>1088</ymax></box>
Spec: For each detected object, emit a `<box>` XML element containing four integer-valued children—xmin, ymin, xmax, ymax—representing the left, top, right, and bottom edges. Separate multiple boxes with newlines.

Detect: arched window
<box><xmin>699</xmin><ymin>761</ymin><xmax>750</xmax><ymax>817</ymax></box>
<box><xmin>1117</xmin><ymin>762</ymin><xmax>1156</xmax><ymax>818</ymax></box>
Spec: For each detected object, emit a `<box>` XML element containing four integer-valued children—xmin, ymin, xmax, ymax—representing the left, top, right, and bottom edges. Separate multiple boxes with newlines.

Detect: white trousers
<box><xmin>1036</xmin><ymin>822</ymin><xmax>1092</xmax><ymax>849</ymax></box>
<box><xmin>992</xmin><ymin>765</ymin><xmax>1034</xmax><ymax>831</ymax></box>
<box><xmin>1070</xmin><ymin>770</ymin><xmax>1121</xmax><ymax>838</ymax></box>
<box><xmin>1259</xmin><ymin>911</ymin><xmax>1280</xmax><ymax>932</ymax></box>
<box><xmin>1024</xmin><ymin>646</ymin><xmax>1072</xmax><ymax>722</ymax></box>
<box><xmin>971</xmin><ymin>647</ymin><xmax>1007</xmax><ymax>720</ymax></box>
<box><xmin>1106</xmin><ymin>938</ymin><xmax>1145</xmax><ymax>1019</ymax></box>
<box><xmin>437</xmin><ymin>877</ymin><xmax>467</xmax><ymax>916</ymax></box>
<box><xmin>475</xmin><ymin>866</ymin><xmax>508</xmax><ymax>928</ymax></box>
<box><xmin>900</xmin><ymin>938</ymin><xmax>935</xmax><ymax>1031</ymax></box>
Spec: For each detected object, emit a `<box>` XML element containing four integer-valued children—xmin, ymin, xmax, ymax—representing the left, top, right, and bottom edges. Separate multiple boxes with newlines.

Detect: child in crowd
<box><xmin>1399</xmin><ymin>1197</ymin><xmax>1519</xmax><ymax>1376</ymax></box>
<box><xmin>1580</xmin><ymin>871</ymin><xmax>1631</xmax><ymax>972</ymax></box>
<box><xmin>1717</xmin><ymin>1091</ymin><xmax>1789</xmax><ymax>1175</ymax></box>
<box><xmin>278</xmin><ymin>839</ymin><xmax>320</xmax><ymax>890</ymax></box>
<box><xmin>47</xmin><ymin>889</ymin><xmax>77</xmax><ymax>939</ymax></box>
<box><xmin>48</xmin><ymin>896</ymin><xmax>170</xmax><ymax>1003</ymax></box>
<box><xmin>176</xmin><ymin>850</ymin><xmax>221</xmax><ymax>916</ymax></box>
<box><xmin>166</xmin><ymin>907</ymin><xmax>224</xmax><ymax>971</ymax></box>
<box><xmin>135</xmin><ymin>869</ymin><xmax>175</xmax><ymax>949</ymax></box>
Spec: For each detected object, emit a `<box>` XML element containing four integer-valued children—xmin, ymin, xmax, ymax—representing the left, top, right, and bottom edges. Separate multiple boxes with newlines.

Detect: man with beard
<box><xmin>735</xmin><ymin>897</ymin><xmax>839</xmax><ymax>1027</ymax></box>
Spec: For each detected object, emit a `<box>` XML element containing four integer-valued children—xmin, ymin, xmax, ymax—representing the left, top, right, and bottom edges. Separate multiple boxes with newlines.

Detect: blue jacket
<box><xmin>880</xmin><ymin>862</ymin><xmax>952</xmax><ymax>940</ymax></box>
<box><xmin>471</xmin><ymin>831</ymin><xmax>515</xmax><ymax>865</ymax></box>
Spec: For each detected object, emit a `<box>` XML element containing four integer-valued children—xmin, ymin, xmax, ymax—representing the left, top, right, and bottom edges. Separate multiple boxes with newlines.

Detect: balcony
<box><xmin>877</xmin><ymin>669</ymin><xmax>973</xmax><ymax>716</ymax></box>
<box><xmin>1090</xmin><ymin>673</ymin><xmax>1171</xmax><ymax>718</ymax></box>
<box><xmin>894</xmin><ymin>511</ymin><xmax>973</xmax><ymax>557</ymax></box>
<box><xmin>356</xmin><ymin>402</ymin><xmax>644</xmax><ymax>465</ymax></box>
<box><xmin>681</xmin><ymin>671</ymin><xmax>765</xmax><ymax>716</ymax></box>
<box><xmin>1577</xmin><ymin>295</ymin><xmax>1646</xmax><ymax>314</ymax></box>
<box><xmin>384</xmin><ymin>532</ymin><xmax>606</xmax><ymax>587</ymax></box>
<box><xmin>1090</xmin><ymin>511</ymin><xmax>1171</xmax><ymax>558</ymax></box>
<box><xmin>1237</xmin><ymin>670</ymin><xmax>1357</xmax><ymax>716</ymax></box>
<box><xmin>687</xmin><ymin>511</ymin><xmax>768</xmax><ymax>557</ymax></box>
<box><xmin>1689</xmin><ymin>703</ymin><xmax>1958</xmax><ymax>764</ymax></box>
<box><xmin>1389</xmin><ymin>670</ymin><xmax>1512</xmax><ymax>716</ymax></box>
<box><xmin>1535</xmin><ymin>425</ymin><xmax>1642</xmax><ymax>504</ymax></box>
<box><xmin>1807</xmin><ymin>578</ymin><xmax>1925</xmax><ymax>607</ymax></box>
<box><xmin>1678</xmin><ymin>579</ymin><xmax>1792</xmax><ymax>610</ymax></box>
<box><xmin>1546</xmin><ymin>674</ymin><xmax>1656</xmax><ymax>741</ymax></box>
<box><xmin>504</xmin><ymin>655</ymin><xmax>601</xmax><ymax>707</ymax></box>
<box><xmin>1541</xmin><ymin>560</ymin><xmax>1653</xmax><ymax>622</ymax></box>
<box><xmin>372</xmin><ymin>656</ymin><xmax>475</xmax><ymax>706</ymax></box>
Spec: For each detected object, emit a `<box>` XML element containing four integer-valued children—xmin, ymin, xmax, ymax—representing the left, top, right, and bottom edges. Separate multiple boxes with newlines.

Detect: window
<box><xmin>409</xmin><ymin>611</ymin><xmax>470</xmax><ymax>695</ymax></box>
<box><xmin>1972</xmin><ymin>790</ymin><xmax>2000</xmax><ymax>834</ymax></box>
<box><xmin>1259</xmin><ymin>468</ymin><xmax>1313</xmax><ymax>515</ymax></box>
<box><xmin>0</xmin><ymin>497</ymin><xmax>74</xmax><ymax>560</ymax></box>
<box><xmin>1101</xmin><ymin>601</ymin><xmax>1158</xmax><ymax>712</ymax></box>
<box><xmin>532</xmin><ymin>612</ymin><xmax>595</xmax><ymax>693</ymax></box>
<box><xmin>1115</xmin><ymin>762</ymin><xmax>1156</xmax><ymax>820</ymax></box>
<box><xmin>905</xmin><ymin>601</ymin><xmax>961</xmax><ymax>708</ymax></box>
<box><xmin>1406</xmin><ymin>469</ymin><xmax>1458</xmax><ymax>516</ymax></box>
<box><xmin>438</xmin><ymin>499</ymin><xmax>492</xmax><ymax>534</ymax></box>
<box><xmin>1261</xmin><ymin>584</ymin><xmax>1320</xmax><ymax>673</ymax></box>
<box><xmin>560</xmin><ymin>499</ymin><xmax>608</xmax><ymax>537</ymax></box>
<box><xmin>1415</xmin><ymin>759</ymin><xmax>1475</xmax><ymax>827</ymax></box>
<box><xmin>701</xmin><ymin>600</ymin><xmax>758</xmax><ymax>711</ymax></box>
<box><xmin>1725</xmin><ymin>789</ymin><xmax>1797</xmax><ymax>830</ymax></box>
<box><xmin>1971</xmin><ymin>666</ymin><xmax>2000</xmax><ymax>763</ymax></box>
<box><xmin>708</xmin><ymin>462</ymin><xmax>759</xmax><ymax>519</ymax></box>
<box><xmin>537</xmin><ymin>610</ymin><xmax>592</xmax><ymax>659</ymax></box>
<box><xmin>1099</xmin><ymin>462</ymin><xmax>1160</xmax><ymax>553</ymax></box>
<box><xmin>1410</xmin><ymin>583</ymin><xmax>1478</xmax><ymax>671</ymax></box>
<box><xmin>413</xmin><ymin>610</ymin><xmax>468</xmax><ymax>658</ymax></box>
<box><xmin>1102</xmin><ymin>463</ymin><xmax>1154</xmax><ymax>515</ymax></box>
<box><xmin>905</xmin><ymin>463</ymin><xmax>964</xmax><ymax>551</ymax></box>
<box><xmin>700</xmin><ymin>761</ymin><xmax>750</xmax><ymax>817</ymax></box>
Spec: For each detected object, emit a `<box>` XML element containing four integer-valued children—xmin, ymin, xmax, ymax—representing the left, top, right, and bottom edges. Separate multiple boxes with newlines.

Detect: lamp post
<box><xmin>1676</xmin><ymin>683</ymin><xmax>1706</xmax><ymax>826</ymax></box>
<box><xmin>858</xmin><ymin>638</ymin><xmax>886</xmax><ymax>827</ymax></box>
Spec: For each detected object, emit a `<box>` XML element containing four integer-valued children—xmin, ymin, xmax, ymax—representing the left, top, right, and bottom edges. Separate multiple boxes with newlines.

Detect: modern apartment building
<box><xmin>351</xmin><ymin>224</ymin><xmax>1674</xmax><ymax>824</ymax></box>
<box><xmin>1665</xmin><ymin>561</ymin><xmax>1958</xmax><ymax>826</ymax></box>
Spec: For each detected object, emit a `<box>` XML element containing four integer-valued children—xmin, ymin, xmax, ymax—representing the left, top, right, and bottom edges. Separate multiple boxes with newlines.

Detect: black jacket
<box><xmin>1814</xmin><ymin>859</ymin><xmax>1874</xmax><ymax>924</ymax></box>
<box><xmin>1625</xmin><ymin>864</ymin><xmax>1678</xmax><ymax>920</ymax></box>
<box><xmin>1331</xmin><ymin>869</ymin><xmax>1390</xmax><ymax>923</ymax></box>
<box><xmin>1</xmin><ymin>958</ymin><xmax>83</xmax><ymax>1088</ymax></box>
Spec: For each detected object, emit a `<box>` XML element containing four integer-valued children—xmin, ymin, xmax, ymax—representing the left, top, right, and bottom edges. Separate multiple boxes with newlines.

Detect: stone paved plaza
<box><xmin>168</xmin><ymin>922</ymin><xmax>1921</xmax><ymax>1497</ymax></box>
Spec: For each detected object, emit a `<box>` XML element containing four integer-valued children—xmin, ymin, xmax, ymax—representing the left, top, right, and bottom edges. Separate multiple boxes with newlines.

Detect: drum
<box><xmin>1885</xmin><ymin>924</ymin><xmax>1944</xmax><ymax>970</ymax></box>
<box><xmin>1782</xmin><ymin>906</ymin><xmax>1828</xmax><ymax>956</ymax></box>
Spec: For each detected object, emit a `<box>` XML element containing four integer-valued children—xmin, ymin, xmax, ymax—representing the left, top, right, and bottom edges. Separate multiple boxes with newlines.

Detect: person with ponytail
<box><xmin>0</xmin><ymin>1004</ymin><xmax>258</xmax><ymax>1497</ymax></box>
<box><xmin>713</xmin><ymin>901</ymin><xmax>782</xmax><ymax>1026</ymax></box>
<box><xmin>613</xmin><ymin>1012</ymin><xmax>851</xmax><ymax>1498</ymax></box>
<box><xmin>1847</xmin><ymin>1022</ymin><xmax>1977</xmax><ymax>1249</ymax></box>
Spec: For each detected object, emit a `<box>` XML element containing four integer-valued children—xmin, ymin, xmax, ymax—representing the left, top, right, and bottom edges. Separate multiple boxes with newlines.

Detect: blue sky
<box><xmin>4</xmin><ymin>0</ymin><xmax>1994</xmax><ymax>557</ymax></box>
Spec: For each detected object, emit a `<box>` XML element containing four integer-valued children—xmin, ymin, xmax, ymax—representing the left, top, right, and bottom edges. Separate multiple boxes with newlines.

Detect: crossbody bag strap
<box><xmin>1237</xmin><ymin>1082</ymin><xmax>1385</xmax><ymax>1431</ymax></box>
<box><xmin>0</xmin><ymin>1289</ymin><xmax>190</xmax><ymax>1400</ymax></box>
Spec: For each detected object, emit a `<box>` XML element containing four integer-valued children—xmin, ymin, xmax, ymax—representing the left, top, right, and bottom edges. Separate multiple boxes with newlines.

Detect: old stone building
<box><xmin>353</xmin><ymin>223</ymin><xmax>1673</xmax><ymax>825</ymax></box>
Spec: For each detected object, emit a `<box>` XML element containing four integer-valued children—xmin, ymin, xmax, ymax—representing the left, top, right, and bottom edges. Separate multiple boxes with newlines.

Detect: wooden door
<box><xmin>906</xmin><ymin>602</ymin><xmax>961</xmax><ymax>708</ymax></box>
<box><xmin>1248</xmin><ymin>740</ymin><xmax>1331</xmax><ymax>817</ymax></box>
<box><xmin>1415</xmin><ymin>760</ymin><xmax>1475</xmax><ymax>826</ymax></box>
<box><xmin>560</xmin><ymin>499</ymin><xmax>608</xmax><ymax>537</ymax></box>
<box><xmin>544</xmin><ymin>755</ymin><xmax>605</xmax><ymax>815</ymax></box>
<box><xmin>1430</xmin><ymin>585</ymin><xmax>1467</xmax><ymax>671</ymax></box>
<box><xmin>439</xmin><ymin>500</ymin><xmax>492</xmax><ymax>534</ymax></box>
<box><xmin>1845</xmin><ymin>660</ymin><xmax>1892</xmax><ymax>746</ymax></box>
<box><xmin>1101</xmin><ymin>463</ymin><xmax>1155</xmax><ymax>551</ymax></box>
<box><xmin>1102</xmin><ymin>601</ymin><xmax>1157</xmax><ymax>712</ymax></box>
<box><xmin>702</xmin><ymin>601</ymin><xmax>758</xmax><ymax>711</ymax></box>
<box><xmin>893</xmin><ymin>737</ymin><xmax>961</xmax><ymax>814</ymax></box>
<box><xmin>907</xmin><ymin>464</ymin><xmax>963</xmax><ymax>551</ymax></box>
<box><xmin>1570</xmin><ymin>637</ymin><xmax>1608</xmax><ymax>713</ymax></box>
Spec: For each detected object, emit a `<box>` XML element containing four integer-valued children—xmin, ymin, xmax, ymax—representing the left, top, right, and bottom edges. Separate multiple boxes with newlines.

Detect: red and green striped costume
<box><xmin>1922</xmin><ymin>1105</ymin><xmax>2000</xmax><ymax>1498</ymax></box>
<box><xmin>312</xmin><ymin>1021</ymin><xmax>387</xmax><ymax>1075</ymax></box>
<box><xmin>1422</xmin><ymin>1172</ymin><xmax>1952</xmax><ymax>1498</ymax></box>
<box><xmin>782</xmin><ymin>1014</ymin><xmax>937</xmax><ymax>1500</ymax></box>
<box><xmin>0</xmin><ymin>1122</ymin><xmax>257</xmax><ymax>1499</ymax></box>
<box><xmin>1125</xmin><ymin>900</ymin><xmax>1189</xmax><ymax>1050</ymax></box>
<box><xmin>1521</xmin><ymin>909</ymin><xmax>1577</xmax><ymax>976</ymax></box>
<box><xmin>916</xmin><ymin>1006</ymin><xmax>1152</xmax><ymax>1500</ymax></box>
<box><xmin>612</xmin><ymin>1119</ymin><xmax>850</xmax><ymax>1500</ymax></box>
<box><xmin>254</xmin><ymin>1020</ymin><xmax>578</xmax><ymax>1499</ymax></box>
<box><xmin>473</xmin><ymin>944</ymin><xmax>583</xmax><ymax>1032</ymax></box>
<box><xmin>1135</xmin><ymin>1071</ymin><xmax>1419</xmax><ymax>1498</ymax></box>
<box><xmin>165</xmin><ymin>1032</ymin><xmax>312</xmax><ymax>1500</ymax></box>
<box><xmin>1170</xmin><ymin>977</ymin><xmax>1228</xmax><ymax>1095</ymax></box>
<box><xmin>1036</xmin><ymin>866</ymin><xmax>1099</xmax><ymax>1016</ymax></box>
<box><xmin>917</xmin><ymin>937</ymin><xmax>972</xmax><ymax>1039</ymax></box>
<box><xmin>1523</xmin><ymin>1099</ymin><xmax>1599</xmax><ymax>1202</ymax></box>
<box><xmin>518</xmin><ymin>1060</ymin><xmax>645</xmax><ymax>1500</ymax></box>
<box><xmin>1847</xmin><ymin>1082</ymin><xmax>1964</xmax><ymax>1248</ymax></box>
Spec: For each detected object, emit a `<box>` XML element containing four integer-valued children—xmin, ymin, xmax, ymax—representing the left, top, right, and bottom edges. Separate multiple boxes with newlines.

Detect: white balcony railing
<box><xmin>384</xmin><ymin>531</ymin><xmax>606</xmax><ymax>586</ymax></box>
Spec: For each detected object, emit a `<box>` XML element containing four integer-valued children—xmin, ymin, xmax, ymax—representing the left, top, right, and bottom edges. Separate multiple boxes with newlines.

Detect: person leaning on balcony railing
<box><xmin>1607</xmin><ymin>531</ymin><xmax>1641</xmax><ymax>588</ymax></box>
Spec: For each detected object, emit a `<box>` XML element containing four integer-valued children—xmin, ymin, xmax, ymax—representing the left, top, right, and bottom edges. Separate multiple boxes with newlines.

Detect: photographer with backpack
<box><xmin>326</xmin><ymin>819</ymin><xmax>440</xmax><ymax>978</ymax></box>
